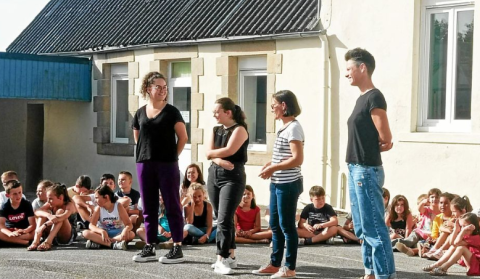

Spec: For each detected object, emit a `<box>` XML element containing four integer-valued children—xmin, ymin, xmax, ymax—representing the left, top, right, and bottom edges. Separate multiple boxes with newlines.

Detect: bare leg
<box><xmin>136</xmin><ymin>227</ymin><xmax>146</xmax><ymax>242</ymax></box>
<box><xmin>311</xmin><ymin>226</ymin><xmax>338</xmax><ymax>243</ymax></box>
<box><xmin>0</xmin><ymin>231</ymin><xmax>30</xmax><ymax>245</ymax></box>
<box><xmin>439</xmin><ymin>246</ymin><xmax>471</xmax><ymax>271</ymax></box>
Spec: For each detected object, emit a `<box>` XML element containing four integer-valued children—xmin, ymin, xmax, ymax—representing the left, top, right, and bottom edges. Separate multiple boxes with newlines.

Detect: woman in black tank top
<box><xmin>206</xmin><ymin>97</ymin><xmax>249</xmax><ymax>275</ymax></box>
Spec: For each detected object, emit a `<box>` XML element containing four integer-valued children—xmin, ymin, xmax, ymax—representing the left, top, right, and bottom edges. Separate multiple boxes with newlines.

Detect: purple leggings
<box><xmin>136</xmin><ymin>161</ymin><xmax>183</xmax><ymax>244</ymax></box>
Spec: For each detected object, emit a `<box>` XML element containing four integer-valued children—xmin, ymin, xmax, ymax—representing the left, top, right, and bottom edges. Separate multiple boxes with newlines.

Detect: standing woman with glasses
<box><xmin>253</xmin><ymin>90</ymin><xmax>304</xmax><ymax>279</ymax></box>
<box><xmin>206</xmin><ymin>97</ymin><xmax>249</xmax><ymax>275</ymax></box>
<box><xmin>132</xmin><ymin>72</ymin><xmax>188</xmax><ymax>264</ymax></box>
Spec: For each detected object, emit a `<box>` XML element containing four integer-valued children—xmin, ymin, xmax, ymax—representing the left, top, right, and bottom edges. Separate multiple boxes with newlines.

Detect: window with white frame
<box><xmin>238</xmin><ymin>56</ymin><xmax>267</xmax><ymax>151</ymax></box>
<box><xmin>169</xmin><ymin>61</ymin><xmax>191</xmax><ymax>144</ymax></box>
<box><xmin>418</xmin><ymin>0</ymin><xmax>474</xmax><ymax>132</ymax></box>
<box><xmin>111</xmin><ymin>64</ymin><xmax>129</xmax><ymax>143</ymax></box>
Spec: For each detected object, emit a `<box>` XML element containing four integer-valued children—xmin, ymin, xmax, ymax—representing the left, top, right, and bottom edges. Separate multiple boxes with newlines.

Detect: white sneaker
<box><xmin>326</xmin><ymin>237</ymin><xmax>335</xmax><ymax>245</ymax></box>
<box><xmin>213</xmin><ymin>258</ymin><xmax>233</xmax><ymax>275</ymax></box>
<box><xmin>211</xmin><ymin>257</ymin><xmax>237</xmax><ymax>269</ymax></box>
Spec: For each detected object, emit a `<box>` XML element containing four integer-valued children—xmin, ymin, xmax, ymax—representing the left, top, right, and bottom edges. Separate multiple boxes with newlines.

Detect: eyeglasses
<box><xmin>152</xmin><ymin>85</ymin><xmax>168</xmax><ymax>92</ymax></box>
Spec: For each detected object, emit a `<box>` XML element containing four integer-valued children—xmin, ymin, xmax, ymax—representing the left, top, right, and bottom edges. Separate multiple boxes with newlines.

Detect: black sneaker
<box><xmin>159</xmin><ymin>245</ymin><xmax>185</xmax><ymax>264</ymax></box>
<box><xmin>132</xmin><ymin>244</ymin><xmax>156</xmax><ymax>262</ymax></box>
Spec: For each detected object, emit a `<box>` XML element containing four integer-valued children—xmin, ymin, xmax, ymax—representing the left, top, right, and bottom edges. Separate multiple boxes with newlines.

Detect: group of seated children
<box><xmin>378</xmin><ymin>186</ymin><xmax>480</xmax><ymax>277</ymax></box>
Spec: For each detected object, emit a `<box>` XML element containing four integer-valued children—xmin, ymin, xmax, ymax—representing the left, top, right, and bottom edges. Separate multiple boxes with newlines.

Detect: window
<box><xmin>111</xmin><ymin>64</ymin><xmax>129</xmax><ymax>143</ymax></box>
<box><xmin>169</xmin><ymin>61</ymin><xmax>191</xmax><ymax>144</ymax></box>
<box><xmin>238</xmin><ymin>56</ymin><xmax>267</xmax><ymax>151</ymax></box>
<box><xmin>418</xmin><ymin>1</ymin><xmax>474</xmax><ymax>132</ymax></box>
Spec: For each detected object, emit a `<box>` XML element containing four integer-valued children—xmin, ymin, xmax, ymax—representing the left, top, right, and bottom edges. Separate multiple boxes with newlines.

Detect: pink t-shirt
<box><xmin>414</xmin><ymin>206</ymin><xmax>436</xmax><ymax>239</ymax></box>
<box><xmin>236</xmin><ymin>206</ymin><xmax>260</xmax><ymax>231</ymax></box>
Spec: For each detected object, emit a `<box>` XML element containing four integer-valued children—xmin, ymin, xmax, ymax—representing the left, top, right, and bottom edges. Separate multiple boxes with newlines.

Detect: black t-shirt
<box><xmin>0</xmin><ymin>199</ymin><xmax>34</xmax><ymax>229</ymax></box>
<box><xmin>300</xmin><ymin>203</ymin><xmax>337</xmax><ymax>226</ymax></box>
<box><xmin>116</xmin><ymin>189</ymin><xmax>140</xmax><ymax>208</ymax></box>
<box><xmin>132</xmin><ymin>104</ymin><xmax>185</xmax><ymax>163</ymax></box>
<box><xmin>346</xmin><ymin>89</ymin><xmax>387</xmax><ymax>166</ymax></box>
<box><xmin>213</xmin><ymin>124</ymin><xmax>249</xmax><ymax>163</ymax></box>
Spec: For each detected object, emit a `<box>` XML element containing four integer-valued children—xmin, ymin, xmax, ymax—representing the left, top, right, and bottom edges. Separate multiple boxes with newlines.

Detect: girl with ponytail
<box><xmin>206</xmin><ymin>97</ymin><xmax>249</xmax><ymax>275</ymax></box>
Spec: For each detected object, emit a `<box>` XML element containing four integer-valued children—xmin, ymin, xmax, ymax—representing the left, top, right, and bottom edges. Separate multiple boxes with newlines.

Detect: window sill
<box><xmin>397</xmin><ymin>132</ymin><xmax>480</xmax><ymax>145</ymax></box>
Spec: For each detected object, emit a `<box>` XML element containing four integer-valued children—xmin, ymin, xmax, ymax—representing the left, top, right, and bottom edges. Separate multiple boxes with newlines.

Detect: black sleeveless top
<box><xmin>390</xmin><ymin>219</ymin><xmax>406</xmax><ymax>237</ymax></box>
<box><xmin>193</xmin><ymin>201</ymin><xmax>208</xmax><ymax>228</ymax></box>
<box><xmin>213</xmin><ymin>124</ymin><xmax>249</xmax><ymax>164</ymax></box>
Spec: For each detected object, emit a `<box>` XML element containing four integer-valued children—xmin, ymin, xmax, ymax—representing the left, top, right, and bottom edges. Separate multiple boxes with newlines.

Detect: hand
<box><xmin>10</xmin><ymin>230</ymin><xmax>20</xmax><ymax>237</ymax></box>
<box><xmin>50</xmin><ymin>216</ymin><xmax>59</xmax><ymax>224</ymax></box>
<box><xmin>244</xmin><ymin>230</ymin><xmax>253</xmax><ymax>238</ymax></box>
<box><xmin>379</xmin><ymin>142</ymin><xmax>393</xmax><ymax>152</ymax></box>
<box><xmin>101</xmin><ymin>230</ymin><xmax>110</xmax><ymax>243</ymax></box>
<box><xmin>261</xmin><ymin>162</ymin><xmax>272</xmax><ymax>171</ymax></box>
<box><xmin>162</xmin><ymin>231</ymin><xmax>171</xmax><ymax>238</ymax></box>
<box><xmin>259</xmin><ymin>165</ymin><xmax>274</xmax><ymax>180</ymax></box>
<box><xmin>47</xmin><ymin>214</ymin><xmax>56</xmax><ymax>221</ymax></box>
<box><xmin>305</xmin><ymin>224</ymin><xmax>315</xmax><ymax>233</ymax></box>
<box><xmin>463</xmin><ymin>224</ymin><xmax>475</xmax><ymax>231</ymax></box>
<box><xmin>221</xmin><ymin>160</ymin><xmax>234</xmax><ymax>171</ymax></box>
<box><xmin>198</xmin><ymin>235</ymin><xmax>208</xmax><ymax>244</ymax></box>
<box><xmin>313</xmin><ymin>224</ymin><xmax>323</xmax><ymax>231</ymax></box>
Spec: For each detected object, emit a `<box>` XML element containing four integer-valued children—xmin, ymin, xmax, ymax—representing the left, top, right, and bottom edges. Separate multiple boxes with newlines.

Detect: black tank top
<box><xmin>390</xmin><ymin>219</ymin><xmax>406</xmax><ymax>237</ymax></box>
<box><xmin>213</xmin><ymin>124</ymin><xmax>249</xmax><ymax>163</ymax></box>
<box><xmin>193</xmin><ymin>201</ymin><xmax>208</xmax><ymax>228</ymax></box>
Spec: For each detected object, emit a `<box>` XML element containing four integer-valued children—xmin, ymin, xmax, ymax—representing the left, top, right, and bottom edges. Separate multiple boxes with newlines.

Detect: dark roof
<box><xmin>7</xmin><ymin>0</ymin><xmax>320</xmax><ymax>55</ymax></box>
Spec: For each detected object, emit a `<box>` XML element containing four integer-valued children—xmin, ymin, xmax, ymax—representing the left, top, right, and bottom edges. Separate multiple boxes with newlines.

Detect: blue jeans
<box><xmin>348</xmin><ymin>164</ymin><xmax>396</xmax><ymax>279</ymax></box>
<box><xmin>269</xmin><ymin>179</ymin><xmax>303</xmax><ymax>270</ymax></box>
<box><xmin>183</xmin><ymin>224</ymin><xmax>217</xmax><ymax>243</ymax></box>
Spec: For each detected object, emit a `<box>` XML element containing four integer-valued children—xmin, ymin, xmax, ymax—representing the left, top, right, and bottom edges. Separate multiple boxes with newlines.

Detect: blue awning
<box><xmin>0</xmin><ymin>52</ymin><xmax>91</xmax><ymax>101</ymax></box>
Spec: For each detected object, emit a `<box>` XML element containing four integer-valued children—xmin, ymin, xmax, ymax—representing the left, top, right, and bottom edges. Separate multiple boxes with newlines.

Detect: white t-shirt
<box><xmin>271</xmin><ymin>120</ymin><xmax>304</xmax><ymax>184</ymax></box>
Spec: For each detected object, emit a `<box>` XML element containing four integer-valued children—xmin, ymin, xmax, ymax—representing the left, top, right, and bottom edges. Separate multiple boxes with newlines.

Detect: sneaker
<box><xmin>326</xmin><ymin>236</ymin><xmax>335</xmax><ymax>245</ymax></box>
<box><xmin>213</xmin><ymin>258</ymin><xmax>233</xmax><ymax>275</ymax></box>
<box><xmin>395</xmin><ymin>242</ymin><xmax>414</xmax><ymax>257</ymax></box>
<box><xmin>159</xmin><ymin>245</ymin><xmax>185</xmax><ymax>264</ymax></box>
<box><xmin>132</xmin><ymin>244</ymin><xmax>157</xmax><ymax>262</ymax></box>
<box><xmin>112</xmin><ymin>241</ymin><xmax>127</xmax><ymax>250</ymax></box>
<box><xmin>211</xmin><ymin>257</ymin><xmax>238</xmax><ymax>269</ymax></box>
<box><xmin>252</xmin><ymin>263</ymin><xmax>280</xmax><ymax>275</ymax></box>
<box><xmin>85</xmin><ymin>240</ymin><xmax>100</xmax><ymax>249</ymax></box>
<box><xmin>270</xmin><ymin>266</ymin><xmax>296</xmax><ymax>278</ymax></box>
<box><xmin>298</xmin><ymin>238</ymin><xmax>305</xmax><ymax>245</ymax></box>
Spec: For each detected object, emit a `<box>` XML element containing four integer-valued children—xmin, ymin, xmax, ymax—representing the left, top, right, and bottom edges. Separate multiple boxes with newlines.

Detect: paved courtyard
<box><xmin>0</xmin><ymin>237</ymin><xmax>471</xmax><ymax>279</ymax></box>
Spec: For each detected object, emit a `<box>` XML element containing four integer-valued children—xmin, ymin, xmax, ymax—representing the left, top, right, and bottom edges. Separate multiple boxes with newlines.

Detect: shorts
<box><xmin>106</xmin><ymin>228</ymin><xmax>123</xmax><ymax>238</ymax></box>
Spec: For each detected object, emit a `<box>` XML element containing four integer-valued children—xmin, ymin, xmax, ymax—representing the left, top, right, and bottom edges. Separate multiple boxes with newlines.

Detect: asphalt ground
<box><xmin>0</xmin><ymin>234</ymin><xmax>472</xmax><ymax>279</ymax></box>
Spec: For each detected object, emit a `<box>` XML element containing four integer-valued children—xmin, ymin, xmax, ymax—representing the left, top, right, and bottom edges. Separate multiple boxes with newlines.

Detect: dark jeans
<box><xmin>207</xmin><ymin>163</ymin><xmax>246</xmax><ymax>258</ymax></box>
<box><xmin>136</xmin><ymin>161</ymin><xmax>183</xmax><ymax>244</ymax></box>
<box><xmin>270</xmin><ymin>179</ymin><xmax>303</xmax><ymax>271</ymax></box>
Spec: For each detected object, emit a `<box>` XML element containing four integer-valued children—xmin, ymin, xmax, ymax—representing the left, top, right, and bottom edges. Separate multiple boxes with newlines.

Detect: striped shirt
<box><xmin>271</xmin><ymin>120</ymin><xmax>304</xmax><ymax>183</ymax></box>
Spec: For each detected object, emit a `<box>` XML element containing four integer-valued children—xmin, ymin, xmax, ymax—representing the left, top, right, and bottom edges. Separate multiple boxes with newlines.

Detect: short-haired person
<box><xmin>132</xmin><ymin>72</ymin><xmax>188</xmax><ymax>263</ymax></box>
<box><xmin>0</xmin><ymin>171</ymin><xmax>26</xmax><ymax>206</ymax></box>
<box><xmin>116</xmin><ymin>171</ymin><xmax>141</xmax><ymax>231</ymax></box>
<box><xmin>253</xmin><ymin>90</ymin><xmax>304</xmax><ymax>278</ymax></box>
<box><xmin>0</xmin><ymin>180</ymin><xmax>35</xmax><ymax>246</ymax></box>
<box><xmin>297</xmin><ymin>186</ymin><xmax>338</xmax><ymax>245</ymax></box>
<box><xmin>345</xmin><ymin>48</ymin><xmax>395</xmax><ymax>279</ymax></box>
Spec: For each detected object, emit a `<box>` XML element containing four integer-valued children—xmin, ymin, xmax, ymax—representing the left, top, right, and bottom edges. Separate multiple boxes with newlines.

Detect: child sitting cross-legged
<box><xmin>182</xmin><ymin>183</ymin><xmax>216</xmax><ymax>244</ymax></box>
<box><xmin>0</xmin><ymin>180</ymin><xmax>35</xmax><ymax>246</ymax></box>
<box><xmin>387</xmin><ymin>195</ymin><xmax>414</xmax><ymax>244</ymax></box>
<box><xmin>297</xmin><ymin>186</ymin><xmax>338</xmax><ymax>245</ymax></box>
<box><xmin>82</xmin><ymin>185</ymin><xmax>134</xmax><ymax>250</ymax></box>
<box><xmin>235</xmin><ymin>185</ymin><xmax>272</xmax><ymax>244</ymax></box>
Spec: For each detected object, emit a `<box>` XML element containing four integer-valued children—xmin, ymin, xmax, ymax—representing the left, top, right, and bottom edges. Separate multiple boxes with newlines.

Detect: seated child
<box><xmin>28</xmin><ymin>184</ymin><xmax>76</xmax><ymax>251</ymax></box>
<box><xmin>32</xmin><ymin>180</ymin><xmax>54</xmax><ymax>211</ymax></box>
<box><xmin>337</xmin><ymin>213</ymin><xmax>360</xmax><ymax>244</ymax></box>
<box><xmin>235</xmin><ymin>185</ymin><xmax>272</xmax><ymax>244</ymax></box>
<box><xmin>424</xmin><ymin>194</ymin><xmax>472</xmax><ymax>260</ymax></box>
<box><xmin>180</xmin><ymin>164</ymin><xmax>205</xmax><ymax>207</ymax></box>
<box><xmin>383</xmin><ymin>187</ymin><xmax>391</xmax><ymax>218</ymax></box>
<box><xmin>0</xmin><ymin>180</ymin><xmax>35</xmax><ymax>246</ymax></box>
<box><xmin>298</xmin><ymin>186</ymin><xmax>338</xmax><ymax>245</ymax></box>
<box><xmin>67</xmin><ymin>175</ymin><xmax>93</xmax><ymax>199</ymax></box>
<box><xmin>0</xmin><ymin>171</ymin><xmax>26</xmax><ymax>206</ymax></box>
<box><xmin>116</xmin><ymin>171</ymin><xmax>141</xmax><ymax>231</ymax></box>
<box><xmin>183</xmin><ymin>183</ymin><xmax>216</xmax><ymax>244</ymax></box>
<box><xmin>395</xmin><ymin>188</ymin><xmax>441</xmax><ymax>256</ymax></box>
<box><xmin>82</xmin><ymin>185</ymin><xmax>134</xmax><ymax>250</ymax></box>
<box><xmin>386</xmin><ymin>195</ymin><xmax>414</xmax><ymax>243</ymax></box>
<box><xmin>422</xmin><ymin>192</ymin><xmax>456</xmax><ymax>259</ymax></box>
<box><xmin>422</xmin><ymin>213</ymin><xmax>480</xmax><ymax>276</ymax></box>
<box><xmin>136</xmin><ymin>192</ymin><xmax>173</xmax><ymax>250</ymax></box>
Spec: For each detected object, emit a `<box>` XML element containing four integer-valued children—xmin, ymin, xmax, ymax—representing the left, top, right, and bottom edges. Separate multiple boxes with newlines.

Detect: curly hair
<box><xmin>140</xmin><ymin>71</ymin><xmax>167</xmax><ymax>99</ymax></box>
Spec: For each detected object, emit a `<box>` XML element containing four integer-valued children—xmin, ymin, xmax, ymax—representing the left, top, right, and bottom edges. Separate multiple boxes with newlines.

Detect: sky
<box><xmin>0</xmin><ymin>0</ymin><xmax>51</xmax><ymax>51</ymax></box>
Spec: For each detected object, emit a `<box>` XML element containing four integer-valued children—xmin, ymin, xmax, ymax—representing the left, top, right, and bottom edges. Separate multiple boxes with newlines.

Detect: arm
<box><xmin>259</xmin><ymin>140</ymin><xmax>303</xmax><ymax>179</ymax></box>
<box><xmin>234</xmin><ymin>212</ymin><xmax>243</xmax><ymax>236</ymax></box>
<box><xmin>314</xmin><ymin>216</ymin><xmax>339</xmax><ymax>230</ymax></box>
<box><xmin>118</xmin><ymin>203</ymin><xmax>133</xmax><ymax>241</ymax></box>
<box><xmin>418</xmin><ymin>200</ymin><xmax>428</xmax><ymax>214</ymax></box>
<box><xmin>205</xmin><ymin>203</ymin><xmax>213</xmax><ymax>238</ymax></box>
<box><xmin>371</xmin><ymin>108</ymin><xmax>393</xmax><ymax>152</ymax></box>
<box><xmin>0</xmin><ymin>217</ymin><xmax>14</xmax><ymax>237</ymax></box>
<box><xmin>184</xmin><ymin>202</ymin><xmax>194</xmax><ymax>224</ymax></box>
<box><xmin>206</xmin><ymin>126</ymin><xmax>248</xmax><ymax>159</ymax></box>
<box><xmin>19</xmin><ymin>216</ymin><xmax>36</xmax><ymax>235</ymax></box>
<box><xmin>133</xmin><ymin>129</ymin><xmax>139</xmax><ymax>144</ymax></box>
<box><xmin>385</xmin><ymin>213</ymin><xmax>391</xmax><ymax>228</ymax></box>
<box><xmin>53</xmin><ymin>202</ymin><xmax>76</xmax><ymax>223</ymax></box>
<box><xmin>174</xmin><ymin>122</ymin><xmax>188</xmax><ymax>156</ymax></box>
<box><xmin>405</xmin><ymin>214</ymin><xmax>414</xmax><ymax>238</ymax></box>
<box><xmin>244</xmin><ymin>209</ymin><xmax>262</xmax><ymax>237</ymax></box>
<box><xmin>128</xmin><ymin>204</ymin><xmax>140</xmax><ymax>216</ymax></box>
<box><xmin>298</xmin><ymin>218</ymin><xmax>314</xmax><ymax>233</ymax></box>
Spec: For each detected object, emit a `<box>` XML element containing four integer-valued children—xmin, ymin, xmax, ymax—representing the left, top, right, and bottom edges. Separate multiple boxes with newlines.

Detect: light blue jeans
<box><xmin>348</xmin><ymin>164</ymin><xmax>396</xmax><ymax>279</ymax></box>
<box><xmin>183</xmin><ymin>224</ymin><xmax>217</xmax><ymax>243</ymax></box>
